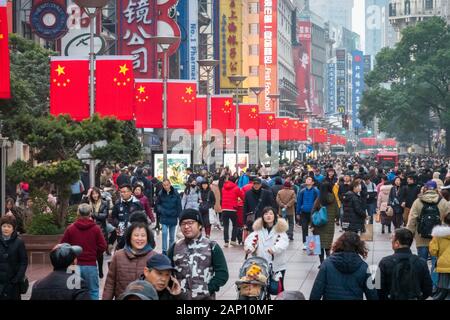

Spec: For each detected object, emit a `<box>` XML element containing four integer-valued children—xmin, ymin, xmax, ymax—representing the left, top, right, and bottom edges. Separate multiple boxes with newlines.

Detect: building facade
<box><xmin>309</xmin><ymin>0</ymin><xmax>354</xmax><ymax>31</ymax></box>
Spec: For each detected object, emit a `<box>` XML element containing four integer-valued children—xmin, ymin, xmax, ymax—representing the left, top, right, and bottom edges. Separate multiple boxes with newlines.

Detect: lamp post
<box><xmin>249</xmin><ymin>87</ymin><xmax>264</xmax><ymax>166</ymax></box>
<box><xmin>0</xmin><ymin>135</ymin><xmax>11</xmax><ymax>216</ymax></box>
<box><xmin>151</xmin><ymin>36</ymin><xmax>180</xmax><ymax>180</ymax></box>
<box><xmin>74</xmin><ymin>0</ymin><xmax>107</xmax><ymax>188</ymax></box>
<box><xmin>197</xmin><ymin>59</ymin><xmax>219</xmax><ymax>170</ymax></box>
<box><xmin>228</xmin><ymin>75</ymin><xmax>247</xmax><ymax>174</ymax></box>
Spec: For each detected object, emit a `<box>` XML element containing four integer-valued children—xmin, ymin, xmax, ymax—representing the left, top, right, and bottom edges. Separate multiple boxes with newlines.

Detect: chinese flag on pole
<box><xmin>0</xmin><ymin>2</ymin><xmax>10</xmax><ymax>99</ymax></box>
<box><xmin>276</xmin><ymin>117</ymin><xmax>291</xmax><ymax>141</ymax></box>
<box><xmin>211</xmin><ymin>95</ymin><xmax>235</xmax><ymax>134</ymax></box>
<box><xmin>167</xmin><ymin>80</ymin><xmax>197</xmax><ymax>129</ymax></box>
<box><xmin>134</xmin><ymin>79</ymin><xmax>163</xmax><ymax>128</ymax></box>
<box><xmin>309</xmin><ymin>128</ymin><xmax>328</xmax><ymax>143</ymax></box>
<box><xmin>239</xmin><ymin>104</ymin><xmax>259</xmax><ymax>139</ymax></box>
<box><xmin>95</xmin><ymin>56</ymin><xmax>134</xmax><ymax>120</ymax></box>
<box><xmin>298</xmin><ymin>121</ymin><xmax>308</xmax><ymax>141</ymax></box>
<box><xmin>258</xmin><ymin>112</ymin><xmax>276</xmax><ymax>141</ymax></box>
<box><xmin>50</xmin><ymin>57</ymin><xmax>89</xmax><ymax>120</ymax></box>
<box><xmin>194</xmin><ymin>95</ymin><xmax>207</xmax><ymax>134</ymax></box>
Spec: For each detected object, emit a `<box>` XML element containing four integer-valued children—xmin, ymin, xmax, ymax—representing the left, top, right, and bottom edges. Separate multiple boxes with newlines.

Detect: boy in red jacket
<box><xmin>61</xmin><ymin>203</ymin><xmax>107</xmax><ymax>300</ymax></box>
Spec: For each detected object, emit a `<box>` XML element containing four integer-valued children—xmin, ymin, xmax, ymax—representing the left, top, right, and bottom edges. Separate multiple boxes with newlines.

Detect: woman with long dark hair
<box><xmin>389</xmin><ymin>177</ymin><xmax>404</xmax><ymax>229</ymax></box>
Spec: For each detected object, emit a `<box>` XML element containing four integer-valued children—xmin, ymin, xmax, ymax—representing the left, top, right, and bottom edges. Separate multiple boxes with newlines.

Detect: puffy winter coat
<box><xmin>342</xmin><ymin>191</ymin><xmax>367</xmax><ymax>233</ymax></box>
<box><xmin>221</xmin><ymin>181</ymin><xmax>243</xmax><ymax>211</ymax></box>
<box><xmin>0</xmin><ymin>232</ymin><xmax>28</xmax><ymax>300</ymax></box>
<box><xmin>276</xmin><ymin>188</ymin><xmax>296</xmax><ymax>216</ymax></box>
<box><xmin>296</xmin><ymin>187</ymin><xmax>320</xmax><ymax>214</ymax></box>
<box><xmin>312</xmin><ymin>194</ymin><xmax>339</xmax><ymax>250</ymax></box>
<box><xmin>243</xmin><ymin>188</ymin><xmax>274</xmax><ymax>220</ymax></box>
<box><xmin>182</xmin><ymin>186</ymin><xmax>201</xmax><ymax>211</ymax></box>
<box><xmin>429</xmin><ymin>225</ymin><xmax>450</xmax><ymax>273</ymax></box>
<box><xmin>377</xmin><ymin>185</ymin><xmax>393</xmax><ymax>225</ymax></box>
<box><xmin>156</xmin><ymin>186</ymin><xmax>182</xmax><ymax>226</ymax></box>
<box><xmin>244</xmin><ymin>218</ymin><xmax>289</xmax><ymax>272</ymax></box>
<box><xmin>30</xmin><ymin>270</ymin><xmax>91</xmax><ymax>300</ymax></box>
<box><xmin>310</xmin><ymin>252</ymin><xmax>378</xmax><ymax>300</ymax></box>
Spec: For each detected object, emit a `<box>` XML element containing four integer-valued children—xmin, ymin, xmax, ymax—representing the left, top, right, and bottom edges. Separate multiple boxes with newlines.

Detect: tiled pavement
<box><xmin>22</xmin><ymin>221</ymin><xmax>414</xmax><ymax>300</ymax></box>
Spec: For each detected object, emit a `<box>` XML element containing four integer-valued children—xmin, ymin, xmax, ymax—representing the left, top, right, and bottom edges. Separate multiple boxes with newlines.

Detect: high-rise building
<box><xmin>388</xmin><ymin>0</ymin><xmax>450</xmax><ymax>42</ymax></box>
<box><xmin>309</xmin><ymin>0</ymin><xmax>354</xmax><ymax>31</ymax></box>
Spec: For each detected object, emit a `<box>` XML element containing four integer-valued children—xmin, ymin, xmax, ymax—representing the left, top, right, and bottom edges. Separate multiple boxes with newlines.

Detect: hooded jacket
<box><xmin>432</xmin><ymin>172</ymin><xmax>444</xmax><ymax>190</ymax></box>
<box><xmin>221</xmin><ymin>181</ymin><xmax>243</xmax><ymax>211</ymax></box>
<box><xmin>407</xmin><ymin>191</ymin><xmax>449</xmax><ymax>248</ymax></box>
<box><xmin>429</xmin><ymin>225</ymin><xmax>450</xmax><ymax>273</ymax></box>
<box><xmin>244</xmin><ymin>218</ymin><xmax>289</xmax><ymax>272</ymax></box>
<box><xmin>310</xmin><ymin>251</ymin><xmax>378</xmax><ymax>300</ymax></box>
<box><xmin>61</xmin><ymin>218</ymin><xmax>107</xmax><ymax>266</ymax></box>
<box><xmin>156</xmin><ymin>186</ymin><xmax>182</xmax><ymax>226</ymax></box>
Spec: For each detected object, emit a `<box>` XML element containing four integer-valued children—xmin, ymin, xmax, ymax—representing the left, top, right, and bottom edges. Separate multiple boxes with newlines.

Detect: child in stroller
<box><xmin>235</xmin><ymin>256</ymin><xmax>270</xmax><ymax>300</ymax></box>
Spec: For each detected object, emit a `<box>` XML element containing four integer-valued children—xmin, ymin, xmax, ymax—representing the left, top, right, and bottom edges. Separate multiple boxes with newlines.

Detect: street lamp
<box><xmin>74</xmin><ymin>0</ymin><xmax>107</xmax><ymax>188</ymax></box>
<box><xmin>197</xmin><ymin>59</ymin><xmax>219</xmax><ymax>170</ymax></box>
<box><xmin>151</xmin><ymin>36</ymin><xmax>180</xmax><ymax>181</ymax></box>
<box><xmin>249</xmin><ymin>87</ymin><xmax>265</xmax><ymax>167</ymax></box>
<box><xmin>228</xmin><ymin>75</ymin><xmax>247</xmax><ymax>174</ymax></box>
<box><xmin>267</xmin><ymin>93</ymin><xmax>280</xmax><ymax>116</ymax></box>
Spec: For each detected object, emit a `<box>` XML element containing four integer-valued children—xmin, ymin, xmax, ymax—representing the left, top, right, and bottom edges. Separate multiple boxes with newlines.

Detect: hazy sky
<box><xmin>353</xmin><ymin>0</ymin><xmax>366</xmax><ymax>50</ymax></box>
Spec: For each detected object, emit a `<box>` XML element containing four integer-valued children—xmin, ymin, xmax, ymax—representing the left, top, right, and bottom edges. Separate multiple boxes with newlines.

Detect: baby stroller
<box><xmin>235</xmin><ymin>256</ymin><xmax>271</xmax><ymax>300</ymax></box>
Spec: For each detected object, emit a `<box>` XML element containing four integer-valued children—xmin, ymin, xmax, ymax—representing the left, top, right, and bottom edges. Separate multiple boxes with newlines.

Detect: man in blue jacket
<box><xmin>296</xmin><ymin>176</ymin><xmax>320</xmax><ymax>249</ymax></box>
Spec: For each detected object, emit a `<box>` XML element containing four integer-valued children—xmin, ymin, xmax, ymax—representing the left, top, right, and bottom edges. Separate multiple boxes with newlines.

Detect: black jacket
<box><xmin>388</xmin><ymin>186</ymin><xmax>404</xmax><ymax>215</ymax></box>
<box><xmin>377</xmin><ymin>248</ymin><xmax>432</xmax><ymax>300</ymax></box>
<box><xmin>199</xmin><ymin>188</ymin><xmax>216</xmax><ymax>214</ymax></box>
<box><xmin>338</xmin><ymin>183</ymin><xmax>352</xmax><ymax>203</ymax></box>
<box><xmin>342</xmin><ymin>191</ymin><xmax>366</xmax><ymax>233</ymax></box>
<box><xmin>243</xmin><ymin>188</ymin><xmax>275</xmax><ymax>220</ymax></box>
<box><xmin>0</xmin><ymin>232</ymin><xmax>28</xmax><ymax>300</ymax></box>
<box><xmin>400</xmin><ymin>184</ymin><xmax>421</xmax><ymax>208</ymax></box>
<box><xmin>270</xmin><ymin>181</ymin><xmax>284</xmax><ymax>211</ymax></box>
<box><xmin>30</xmin><ymin>270</ymin><xmax>91</xmax><ymax>300</ymax></box>
<box><xmin>116</xmin><ymin>173</ymin><xmax>131</xmax><ymax>188</ymax></box>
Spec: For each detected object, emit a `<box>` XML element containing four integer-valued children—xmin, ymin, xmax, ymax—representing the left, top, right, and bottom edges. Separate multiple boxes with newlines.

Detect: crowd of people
<box><xmin>2</xmin><ymin>155</ymin><xmax>450</xmax><ymax>300</ymax></box>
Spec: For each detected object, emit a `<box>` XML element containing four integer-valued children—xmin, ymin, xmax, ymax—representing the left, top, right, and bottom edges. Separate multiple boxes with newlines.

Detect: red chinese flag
<box><xmin>239</xmin><ymin>104</ymin><xmax>259</xmax><ymax>139</ymax></box>
<box><xmin>95</xmin><ymin>56</ymin><xmax>134</xmax><ymax>120</ymax></box>
<box><xmin>298</xmin><ymin>121</ymin><xmax>308</xmax><ymax>141</ymax></box>
<box><xmin>258</xmin><ymin>113</ymin><xmax>276</xmax><ymax>141</ymax></box>
<box><xmin>309</xmin><ymin>128</ymin><xmax>328</xmax><ymax>143</ymax></box>
<box><xmin>134</xmin><ymin>80</ymin><xmax>163</xmax><ymax>128</ymax></box>
<box><xmin>289</xmin><ymin>119</ymin><xmax>300</xmax><ymax>141</ymax></box>
<box><xmin>50</xmin><ymin>57</ymin><xmax>89</xmax><ymax>120</ymax></box>
<box><xmin>167</xmin><ymin>80</ymin><xmax>197</xmax><ymax>129</ymax></box>
<box><xmin>329</xmin><ymin>134</ymin><xmax>339</xmax><ymax>145</ymax></box>
<box><xmin>361</xmin><ymin>137</ymin><xmax>377</xmax><ymax>146</ymax></box>
<box><xmin>0</xmin><ymin>3</ymin><xmax>10</xmax><ymax>99</ymax></box>
<box><xmin>276</xmin><ymin>117</ymin><xmax>291</xmax><ymax>141</ymax></box>
<box><xmin>211</xmin><ymin>95</ymin><xmax>235</xmax><ymax>134</ymax></box>
<box><xmin>194</xmin><ymin>95</ymin><xmax>207</xmax><ymax>134</ymax></box>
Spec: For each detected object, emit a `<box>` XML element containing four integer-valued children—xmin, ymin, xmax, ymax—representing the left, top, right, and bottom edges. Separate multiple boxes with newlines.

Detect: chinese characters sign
<box><xmin>220</xmin><ymin>0</ymin><xmax>243</xmax><ymax>88</ymax></box>
<box><xmin>118</xmin><ymin>0</ymin><xmax>157</xmax><ymax>78</ymax></box>
<box><xmin>352</xmin><ymin>50</ymin><xmax>365</xmax><ymax>129</ymax></box>
<box><xmin>294</xmin><ymin>20</ymin><xmax>311</xmax><ymax>112</ymax></box>
<box><xmin>259</xmin><ymin>0</ymin><xmax>278</xmax><ymax>112</ymax></box>
<box><xmin>327</xmin><ymin>63</ymin><xmax>336</xmax><ymax>114</ymax></box>
<box><xmin>336</xmin><ymin>49</ymin><xmax>346</xmax><ymax>114</ymax></box>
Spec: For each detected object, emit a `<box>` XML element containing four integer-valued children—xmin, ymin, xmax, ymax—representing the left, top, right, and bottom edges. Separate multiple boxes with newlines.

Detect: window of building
<box><xmin>248</xmin><ymin>2</ymin><xmax>259</xmax><ymax>14</ymax></box>
<box><xmin>405</xmin><ymin>0</ymin><xmax>411</xmax><ymax>15</ymax></box>
<box><xmin>249</xmin><ymin>23</ymin><xmax>259</xmax><ymax>35</ymax></box>
<box><xmin>389</xmin><ymin>3</ymin><xmax>396</xmax><ymax>16</ymax></box>
<box><xmin>249</xmin><ymin>44</ymin><xmax>259</xmax><ymax>56</ymax></box>
<box><xmin>425</xmin><ymin>0</ymin><xmax>433</xmax><ymax>10</ymax></box>
<box><xmin>249</xmin><ymin>66</ymin><xmax>259</xmax><ymax>76</ymax></box>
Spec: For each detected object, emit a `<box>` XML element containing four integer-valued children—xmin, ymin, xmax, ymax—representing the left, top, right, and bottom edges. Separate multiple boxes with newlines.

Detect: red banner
<box><xmin>0</xmin><ymin>2</ymin><xmax>10</xmax><ymax>99</ymax></box>
<box><xmin>211</xmin><ymin>95</ymin><xmax>235</xmax><ymax>134</ymax></box>
<box><xmin>259</xmin><ymin>0</ymin><xmax>278</xmax><ymax>113</ymax></box>
<box><xmin>275</xmin><ymin>117</ymin><xmax>290</xmax><ymax>141</ymax></box>
<box><xmin>290</xmin><ymin>119</ymin><xmax>308</xmax><ymax>141</ymax></box>
<box><xmin>50</xmin><ymin>57</ymin><xmax>89</xmax><ymax>120</ymax></box>
<box><xmin>194</xmin><ymin>95</ymin><xmax>207</xmax><ymax>134</ymax></box>
<box><xmin>117</xmin><ymin>0</ymin><xmax>157</xmax><ymax>78</ymax></box>
<box><xmin>309</xmin><ymin>128</ymin><xmax>328</xmax><ymax>143</ymax></box>
<box><xmin>167</xmin><ymin>80</ymin><xmax>197</xmax><ymax>129</ymax></box>
<box><xmin>294</xmin><ymin>21</ymin><xmax>312</xmax><ymax>111</ymax></box>
<box><xmin>360</xmin><ymin>137</ymin><xmax>378</xmax><ymax>146</ymax></box>
<box><xmin>95</xmin><ymin>56</ymin><xmax>135</xmax><ymax>120</ymax></box>
<box><xmin>134</xmin><ymin>79</ymin><xmax>163</xmax><ymax>128</ymax></box>
<box><xmin>239</xmin><ymin>104</ymin><xmax>259</xmax><ymax>139</ymax></box>
<box><xmin>381</xmin><ymin>138</ymin><xmax>397</xmax><ymax>147</ymax></box>
<box><xmin>258</xmin><ymin>112</ymin><xmax>276</xmax><ymax>141</ymax></box>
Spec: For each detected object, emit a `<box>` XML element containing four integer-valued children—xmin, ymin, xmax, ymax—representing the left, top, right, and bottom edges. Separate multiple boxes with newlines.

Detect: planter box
<box><xmin>21</xmin><ymin>234</ymin><xmax>64</xmax><ymax>265</ymax></box>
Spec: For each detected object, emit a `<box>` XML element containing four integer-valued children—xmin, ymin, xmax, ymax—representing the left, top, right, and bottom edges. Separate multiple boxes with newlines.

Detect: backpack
<box><xmin>389</xmin><ymin>256</ymin><xmax>422</xmax><ymax>300</ymax></box>
<box><xmin>418</xmin><ymin>199</ymin><xmax>441</xmax><ymax>239</ymax></box>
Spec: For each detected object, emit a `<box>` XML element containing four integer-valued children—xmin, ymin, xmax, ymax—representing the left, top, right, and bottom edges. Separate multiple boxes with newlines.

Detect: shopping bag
<box><xmin>360</xmin><ymin>224</ymin><xmax>373</xmax><ymax>242</ymax></box>
<box><xmin>306</xmin><ymin>235</ymin><xmax>321</xmax><ymax>256</ymax></box>
<box><xmin>208</xmin><ymin>208</ymin><xmax>216</xmax><ymax>225</ymax></box>
<box><xmin>375</xmin><ymin>212</ymin><xmax>381</xmax><ymax>223</ymax></box>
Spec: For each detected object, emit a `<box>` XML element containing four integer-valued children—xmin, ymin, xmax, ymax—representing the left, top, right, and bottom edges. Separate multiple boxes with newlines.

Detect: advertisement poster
<box><xmin>223</xmin><ymin>153</ymin><xmax>249</xmax><ymax>175</ymax></box>
<box><xmin>153</xmin><ymin>154</ymin><xmax>191</xmax><ymax>192</ymax></box>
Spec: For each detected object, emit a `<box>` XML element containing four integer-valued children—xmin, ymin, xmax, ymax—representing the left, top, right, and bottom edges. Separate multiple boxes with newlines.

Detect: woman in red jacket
<box><xmin>220</xmin><ymin>176</ymin><xmax>243</xmax><ymax>247</ymax></box>
<box><xmin>133</xmin><ymin>185</ymin><xmax>155</xmax><ymax>223</ymax></box>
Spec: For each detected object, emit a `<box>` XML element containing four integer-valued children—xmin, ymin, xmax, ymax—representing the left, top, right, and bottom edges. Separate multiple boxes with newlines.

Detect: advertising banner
<box><xmin>352</xmin><ymin>50</ymin><xmax>365</xmax><ymax>129</ymax></box>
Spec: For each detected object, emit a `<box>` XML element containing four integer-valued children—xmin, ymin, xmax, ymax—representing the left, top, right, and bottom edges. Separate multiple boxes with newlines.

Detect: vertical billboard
<box><xmin>0</xmin><ymin>0</ymin><xmax>9</xmax><ymax>99</ymax></box>
<box><xmin>188</xmin><ymin>0</ymin><xmax>198</xmax><ymax>81</ymax></box>
<box><xmin>294</xmin><ymin>20</ymin><xmax>311</xmax><ymax>111</ymax></box>
<box><xmin>327</xmin><ymin>63</ymin><xmax>336</xmax><ymax>114</ymax></box>
<box><xmin>352</xmin><ymin>50</ymin><xmax>365</xmax><ymax>130</ymax></box>
<box><xmin>220</xmin><ymin>0</ymin><xmax>243</xmax><ymax>88</ymax></box>
<box><xmin>177</xmin><ymin>0</ymin><xmax>189</xmax><ymax>79</ymax></box>
<box><xmin>260</xmin><ymin>0</ymin><xmax>278</xmax><ymax>112</ymax></box>
<box><xmin>335</xmin><ymin>49</ymin><xmax>346</xmax><ymax>114</ymax></box>
<box><xmin>117</xmin><ymin>0</ymin><xmax>157</xmax><ymax>78</ymax></box>
<box><xmin>363</xmin><ymin>54</ymin><xmax>372</xmax><ymax>75</ymax></box>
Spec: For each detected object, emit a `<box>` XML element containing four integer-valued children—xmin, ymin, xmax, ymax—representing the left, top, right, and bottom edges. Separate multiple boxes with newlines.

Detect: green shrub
<box><xmin>65</xmin><ymin>205</ymin><xmax>78</xmax><ymax>226</ymax></box>
<box><xmin>26</xmin><ymin>213</ymin><xmax>64</xmax><ymax>235</ymax></box>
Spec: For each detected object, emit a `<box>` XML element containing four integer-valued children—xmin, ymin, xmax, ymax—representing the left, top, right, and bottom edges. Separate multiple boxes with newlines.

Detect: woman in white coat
<box><xmin>244</xmin><ymin>207</ymin><xmax>289</xmax><ymax>292</ymax></box>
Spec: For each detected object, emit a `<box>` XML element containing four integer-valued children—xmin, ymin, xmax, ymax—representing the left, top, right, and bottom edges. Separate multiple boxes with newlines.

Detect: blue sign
<box><xmin>177</xmin><ymin>0</ymin><xmax>189</xmax><ymax>79</ymax></box>
<box><xmin>352</xmin><ymin>50</ymin><xmax>365</xmax><ymax>129</ymax></box>
<box><xmin>30</xmin><ymin>1</ymin><xmax>68</xmax><ymax>40</ymax></box>
<box><xmin>306</xmin><ymin>145</ymin><xmax>314</xmax><ymax>154</ymax></box>
<box><xmin>327</xmin><ymin>63</ymin><xmax>336</xmax><ymax>113</ymax></box>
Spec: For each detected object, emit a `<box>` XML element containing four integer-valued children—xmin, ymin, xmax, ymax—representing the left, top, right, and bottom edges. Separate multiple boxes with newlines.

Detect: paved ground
<box><xmin>22</xmin><ymin>221</ymin><xmax>408</xmax><ymax>300</ymax></box>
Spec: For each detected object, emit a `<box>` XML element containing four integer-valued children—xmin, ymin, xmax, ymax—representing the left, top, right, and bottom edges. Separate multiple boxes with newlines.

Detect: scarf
<box><xmin>124</xmin><ymin>243</ymin><xmax>153</xmax><ymax>256</ymax></box>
